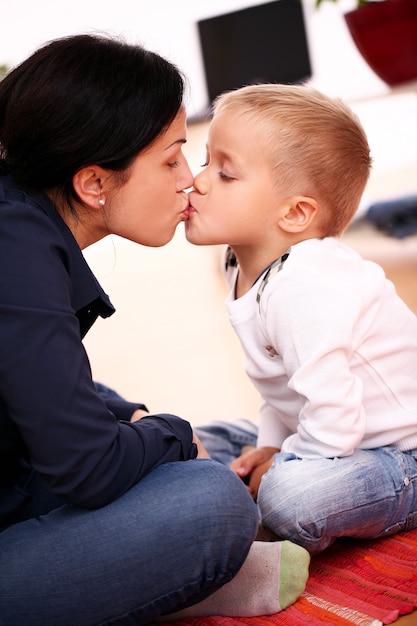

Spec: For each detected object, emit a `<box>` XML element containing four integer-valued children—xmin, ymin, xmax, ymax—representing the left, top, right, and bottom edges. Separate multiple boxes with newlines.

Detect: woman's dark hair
<box><xmin>0</xmin><ymin>34</ymin><xmax>186</xmax><ymax>208</ymax></box>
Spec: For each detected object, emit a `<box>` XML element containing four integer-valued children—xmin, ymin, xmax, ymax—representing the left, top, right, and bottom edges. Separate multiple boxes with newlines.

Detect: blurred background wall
<box><xmin>2</xmin><ymin>1</ymin><xmax>417</xmax><ymax>424</ymax></box>
<box><xmin>0</xmin><ymin>0</ymin><xmax>400</xmax><ymax>113</ymax></box>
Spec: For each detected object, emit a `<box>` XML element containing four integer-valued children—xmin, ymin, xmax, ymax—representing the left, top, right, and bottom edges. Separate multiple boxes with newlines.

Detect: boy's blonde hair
<box><xmin>213</xmin><ymin>84</ymin><xmax>372</xmax><ymax>236</ymax></box>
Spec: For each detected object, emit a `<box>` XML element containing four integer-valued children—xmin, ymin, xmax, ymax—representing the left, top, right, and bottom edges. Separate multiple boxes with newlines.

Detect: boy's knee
<box><xmin>257</xmin><ymin>472</ymin><xmax>298</xmax><ymax>534</ymax></box>
<box><xmin>256</xmin><ymin>460</ymin><xmax>323</xmax><ymax>552</ymax></box>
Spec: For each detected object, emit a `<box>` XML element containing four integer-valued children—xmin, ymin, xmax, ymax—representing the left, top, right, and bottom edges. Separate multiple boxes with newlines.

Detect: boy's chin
<box><xmin>184</xmin><ymin>227</ymin><xmax>205</xmax><ymax>245</ymax></box>
<box><xmin>185</xmin><ymin>237</ymin><xmax>206</xmax><ymax>246</ymax></box>
<box><xmin>184</xmin><ymin>223</ymin><xmax>224</xmax><ymax>247</ymax></box>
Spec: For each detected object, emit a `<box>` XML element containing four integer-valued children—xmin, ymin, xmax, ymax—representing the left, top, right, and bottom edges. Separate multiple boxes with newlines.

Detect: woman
<box><xmin>0</xmin><ymin>34</ymin><xmax>259</xmax><ymax>625</ymax></box>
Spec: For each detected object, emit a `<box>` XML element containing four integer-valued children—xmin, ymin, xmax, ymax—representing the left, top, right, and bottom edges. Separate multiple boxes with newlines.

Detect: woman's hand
<box><xmin>130</xmin><ymin>409</ymin><xmax>149</xmax><ymax>422</ymax></box>
<box><xmin>230</xmin><ymin>446</ymin><xmax>279</xmax><ymax>499</ymax></box>
<box><xmin>130</xmin><ymin>413</ymin><xmax>210</xmax><ymax>460</ymax></box>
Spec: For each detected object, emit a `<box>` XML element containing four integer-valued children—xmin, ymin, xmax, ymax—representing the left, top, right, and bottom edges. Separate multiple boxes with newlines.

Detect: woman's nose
<box><xmin>180</xmin><ymin>159</ymin><xmax>194</xmax><ymax>191</ymax></box>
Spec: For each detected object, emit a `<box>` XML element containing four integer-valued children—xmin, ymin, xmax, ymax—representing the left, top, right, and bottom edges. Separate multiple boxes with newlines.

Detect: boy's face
<box><xmin>186</xmin><ymin>110</ymin><xmax>286</xmax><ymax>248</ymax></box>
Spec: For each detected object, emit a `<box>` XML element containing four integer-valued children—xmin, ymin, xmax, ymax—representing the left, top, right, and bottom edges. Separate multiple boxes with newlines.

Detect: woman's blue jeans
<box><xmin>0</xmin><ymin>459</ymin><xmax>258</xmax><ymax>625</ymax></box>
<box><xmin>195</xmin><ymin>420</ymin><xmax>417</xmax><ymax>554</ymax></box>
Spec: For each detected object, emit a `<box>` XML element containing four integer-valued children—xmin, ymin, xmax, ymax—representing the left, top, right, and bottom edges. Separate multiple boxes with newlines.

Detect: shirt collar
<box><xmin>5</xmin><ymin>176</ymin><xmax>115</xmax><ymax>337</ymax></box>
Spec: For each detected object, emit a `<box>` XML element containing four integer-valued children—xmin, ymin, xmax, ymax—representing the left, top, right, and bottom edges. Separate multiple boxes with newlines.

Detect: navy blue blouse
<box><xmin>0</xmin><ymin>175</ymin><xmax>197</xmax><ymax>527</ymax></box>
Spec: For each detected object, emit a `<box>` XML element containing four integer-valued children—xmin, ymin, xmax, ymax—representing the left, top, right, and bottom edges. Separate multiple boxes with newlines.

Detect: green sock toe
<box><xmin>278</xmin><ymin>540</ymin><xmax>310</xmax><ymax>610</ymax></box>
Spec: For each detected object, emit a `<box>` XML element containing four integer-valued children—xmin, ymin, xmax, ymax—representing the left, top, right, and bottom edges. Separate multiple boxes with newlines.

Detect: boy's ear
<box><xmin>279</xmin><ymin>196</ymin><xmax>318</xmax><ymax>233</ymax></box>
<box><xmin>72</xmin><ymin>166</ymin><xmax>108</xmax><ymax>210</ymax></box>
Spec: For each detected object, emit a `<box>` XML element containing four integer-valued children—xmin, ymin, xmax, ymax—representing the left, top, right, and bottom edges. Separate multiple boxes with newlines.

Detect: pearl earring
<box><xmin>98</xmin><ymin>198</ymin><xmax>105</xmax><ymax>207</ymax></box>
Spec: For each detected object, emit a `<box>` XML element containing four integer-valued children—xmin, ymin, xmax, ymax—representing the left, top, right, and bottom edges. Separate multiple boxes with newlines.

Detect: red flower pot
<box><xmin>344</xmin><ymin>0</ymin><xmax>417</xmax><ymax>86</ymax></box>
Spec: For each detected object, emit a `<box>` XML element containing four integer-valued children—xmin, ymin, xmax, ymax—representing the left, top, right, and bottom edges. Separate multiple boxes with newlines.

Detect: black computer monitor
<box><xmin>198</xmin><ymin>0</ymin><xmax>312</xmax><ymax>105</ymax></box>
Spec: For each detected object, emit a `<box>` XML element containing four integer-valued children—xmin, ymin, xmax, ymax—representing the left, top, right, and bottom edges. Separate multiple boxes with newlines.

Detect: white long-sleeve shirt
<box><xmin>224</xmin><ymin>237</ymin><xmax>417</xmax><ymax>459</ymax></box>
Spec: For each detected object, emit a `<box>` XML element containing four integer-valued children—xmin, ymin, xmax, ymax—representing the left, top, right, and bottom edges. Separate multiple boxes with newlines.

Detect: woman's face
<box><xmin>104</xmin><ymin>108</ymin><xmax>193</xmax><ymax>247</ymax></box>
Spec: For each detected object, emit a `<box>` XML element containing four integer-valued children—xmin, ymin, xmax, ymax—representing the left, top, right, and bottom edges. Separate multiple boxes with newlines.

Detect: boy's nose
<box><xmin>193</xmin><ymin>170</ymin><xmax>209</xmax><ymax>194</ymax></box>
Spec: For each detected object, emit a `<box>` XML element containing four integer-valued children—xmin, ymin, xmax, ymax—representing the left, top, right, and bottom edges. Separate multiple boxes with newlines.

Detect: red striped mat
<box><xmin>156</xmin><ymin>529</ymin><xmax>417</xmax><ymax>626</ymax></box>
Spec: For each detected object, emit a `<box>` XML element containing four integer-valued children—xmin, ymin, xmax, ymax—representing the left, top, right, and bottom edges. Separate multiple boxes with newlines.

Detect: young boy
<box><xmin>186</xmin><ymin>84</ymin><xmax>417</xmax><ymax>555</ymax></box>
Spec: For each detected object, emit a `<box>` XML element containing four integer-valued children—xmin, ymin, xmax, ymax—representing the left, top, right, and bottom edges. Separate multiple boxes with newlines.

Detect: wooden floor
<box><xmin>396</xmin><ymin>612</ymin><xmax>417</xmax><ymax>625</ymax></box>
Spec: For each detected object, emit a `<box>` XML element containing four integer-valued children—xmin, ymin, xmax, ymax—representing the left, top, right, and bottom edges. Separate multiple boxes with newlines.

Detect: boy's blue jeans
<box><xmin>0</xmin><ymin>457</ymin><xmax>258</xmax><ymax>625</ymax></box>
<box><xmin>195</xmin><ymin>420</ymin><xmax>417</xmax><ymax>554</ymax></box>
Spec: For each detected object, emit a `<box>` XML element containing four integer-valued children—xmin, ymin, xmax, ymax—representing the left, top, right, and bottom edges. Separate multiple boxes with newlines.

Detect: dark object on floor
<box><xmin>366</xmin><ymin>195</ymin><xmax>417</xmax><ymax>238</ymax></box>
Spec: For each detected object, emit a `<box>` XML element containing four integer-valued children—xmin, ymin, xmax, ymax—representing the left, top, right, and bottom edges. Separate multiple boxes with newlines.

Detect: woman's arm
<box><xmin>0</xmin><ymin>197</ymin><xmax>196</xmax><ymax>509</ymax></box>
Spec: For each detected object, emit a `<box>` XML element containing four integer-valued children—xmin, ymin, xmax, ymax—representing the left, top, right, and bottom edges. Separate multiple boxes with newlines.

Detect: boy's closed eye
<box><xmin>218</xmin><ymin>171</ymin><xmax>235</xmax><ymax>181</ymax></box>
<box><xmin>200</xmin><ymin>158</ymin><xmax>235</xmax><ymax>181</ymax></box>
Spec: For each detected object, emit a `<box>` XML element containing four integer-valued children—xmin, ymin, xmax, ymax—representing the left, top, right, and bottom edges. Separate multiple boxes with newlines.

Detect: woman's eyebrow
<box><xmin>165</xmin><ymin>138</ymin><xmax>187</xmax><ymax>150</ymax></box>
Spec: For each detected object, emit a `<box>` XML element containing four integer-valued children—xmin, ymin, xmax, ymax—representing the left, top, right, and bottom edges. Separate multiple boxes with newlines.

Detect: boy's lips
<box><xmin>181</xmin><ymin>203</ymin><xmax>197</xmax><ymax>221</ymax></box>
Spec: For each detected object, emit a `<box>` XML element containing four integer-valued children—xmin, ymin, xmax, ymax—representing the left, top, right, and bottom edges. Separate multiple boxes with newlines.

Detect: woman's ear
<box><xmin>72</xmin><ymin>166</ymin><xmax>108</xmax><ymax>210</ymax></box>
<box><xmin>278</xmin><ymin>196</ymin><xmax>319</xmax><ymax>233</ymax></box>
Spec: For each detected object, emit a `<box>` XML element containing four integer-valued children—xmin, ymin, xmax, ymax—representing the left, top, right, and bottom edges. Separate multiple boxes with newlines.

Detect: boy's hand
<box><xmin>230</xmin><ymin>446</ymin><xmax>279</xmax><ymax>499</ymax></box>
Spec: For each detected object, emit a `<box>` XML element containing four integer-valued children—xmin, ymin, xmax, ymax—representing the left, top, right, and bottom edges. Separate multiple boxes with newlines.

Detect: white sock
<box><xmin>160</xmin><ymin>540</ymin><xmax>310</xmax><ymax>619</ymax></box>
